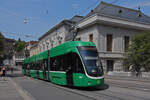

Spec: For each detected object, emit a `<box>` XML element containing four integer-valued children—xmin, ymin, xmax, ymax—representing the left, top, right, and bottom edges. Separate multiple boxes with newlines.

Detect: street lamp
<box><xmin>24</xmin><ymin>18</ymin><xmax>27</xmax><ymax>24</ymax></box>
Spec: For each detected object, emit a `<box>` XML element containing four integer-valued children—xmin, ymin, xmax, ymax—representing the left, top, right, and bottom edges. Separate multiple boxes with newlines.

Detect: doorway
<box><xmin>107</xmin><ymin>60</ymin><xmax>114</xmax><ymax>72</ymax></box>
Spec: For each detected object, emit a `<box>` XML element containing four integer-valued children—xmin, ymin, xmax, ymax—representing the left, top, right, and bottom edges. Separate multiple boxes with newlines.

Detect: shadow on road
<box><xmin>7</xmin><ymin>73</ymin><xmax>24</xmax><ymax>78</ymax></box>
<box><xmin>66</xmin><ymin>83</ymin><xmax>109</xmax><ymax>91</ymax></box>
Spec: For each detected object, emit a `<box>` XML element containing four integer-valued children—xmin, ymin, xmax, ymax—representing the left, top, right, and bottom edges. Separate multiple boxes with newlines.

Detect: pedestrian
<box><xmin>129</xmin><ymin>65</ymin><xmax>135</xmax><ymax>77</ymax></box>
<box><xmin>135</xmin><ymin>67</ymin><xmax>140</xmax><ymax>78</ymax></box>
<box><xmin>1</xmin><ymin>67</ymin><xmax>6</xmax><ymax>81</ymax></box>
<box><xmin>0</xmin><ymin>68</ymin><xmax>2</xmax><ymax>77</ymax></box>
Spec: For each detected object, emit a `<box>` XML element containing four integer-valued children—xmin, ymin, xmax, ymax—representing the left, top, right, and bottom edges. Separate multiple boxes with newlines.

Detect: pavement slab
<box><xmin>0</xmin><ymin>77</ymin><xmax>24</xmax><ymax>100</ymax></box>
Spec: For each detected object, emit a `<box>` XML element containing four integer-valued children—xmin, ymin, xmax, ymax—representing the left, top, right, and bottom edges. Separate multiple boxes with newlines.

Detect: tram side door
<box><xmin>42</xmin><ymin>60</ymin><xmax>47</xmax><ymax>80</ymax></box>
<box><xmin>66</xmin><ymin>53</ymin><xmax>73</xmax><ymax>86</ymax></box>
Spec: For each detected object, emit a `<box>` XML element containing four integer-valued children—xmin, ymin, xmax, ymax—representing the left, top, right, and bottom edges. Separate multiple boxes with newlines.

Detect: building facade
<box><xmin>3</xmin><ymin>38</ymin><xmax>15</xmax><ymax>66</ymax></box>
<box><xmin>74</xmin><ymin>2</ymin><xmax>150</xmax><ymax>72</ymax></box>
<box><xmin>30</xmin><ymin>42</ymin><xmax>39</xmax><ymax>57</ymax></box>
<box><xmin>38</xmin><ymin>16</ymin><xmax>83</xmax><ymax>52</ymax></box>
<box><xmin>24</xmin><ymin>41</ymin><xmax>38</xmax><ymax>57</ymax></box>
<box><xmin>38</xmin><ymin>2</ymin><xmax>150</xmax><ymax>73</ymax></box>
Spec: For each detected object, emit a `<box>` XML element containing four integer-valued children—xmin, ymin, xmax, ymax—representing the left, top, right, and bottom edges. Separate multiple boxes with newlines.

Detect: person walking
<box><xmin>1</xmin><ymin>67</ymin><xmax>6</xmax><ymax>81</ymax></box>
<box><xmin>129</xmin><ymin>65</ymin><xmax>135</xmax><ymax>77</ymax></box>
<box><xmin>0</xmin><ymin>67</ymin><xmax>2</xmax><ymax>78</ymax></box>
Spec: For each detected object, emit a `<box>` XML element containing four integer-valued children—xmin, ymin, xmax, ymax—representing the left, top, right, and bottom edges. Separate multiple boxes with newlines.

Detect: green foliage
<box><xmin>14</xmin><ymin>40</ymin><xmax>25</xmax><ymax>52</ymax></box>
<box><xmin>124</xmin><ymin>31</ymin><xmax>150</xmax><ymax>72</ymax></box>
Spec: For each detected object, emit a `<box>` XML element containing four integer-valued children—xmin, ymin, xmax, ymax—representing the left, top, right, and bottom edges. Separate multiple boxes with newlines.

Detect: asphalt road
<box><xmin>10</xmin><ymin>72</ymin><xmax>150</xmax><ymax>100</ymax></box>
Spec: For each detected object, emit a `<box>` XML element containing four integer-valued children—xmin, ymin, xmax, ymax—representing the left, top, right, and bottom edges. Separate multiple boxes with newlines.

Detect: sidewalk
<box><xmin>0</xmin><ymin>72</ymin><xmax>33</xmax><ymax>100</ymax></box>
<box><xmin>105</xmin><ymin>74</ymin><xmax>150</xmax><ymax>82</ymax></box>
<box><xmin>0</xmin><ymin>77</ymin><xmax>24</xmax><ymax>100</ymax></box>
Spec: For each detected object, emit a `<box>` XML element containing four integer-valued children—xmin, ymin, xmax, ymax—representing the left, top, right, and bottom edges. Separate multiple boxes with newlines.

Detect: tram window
<box><xmin>62</xmin><ymin>53</ymin><xmax>72</xmax><ymax>71</ymax></box>
<box><xmin>32</xmin><ymin>63</ymin><xmax>35</xmax><ymax>70</ymax></box>
<box><xmin>49</xmin><ymin>52</ymin><xmax>84</xmax><ymax>73</ymax></box>
<box><xmin>50</xmin><ymin>57</ymin><xmax>55</xmax><ymax>71</ymax></box>
<box><xmin>62</xmin><ymin>52</ymin><xmax>84</xmax><ymax>73</ymax></box>
<box><xmin>37</xmin><ymin>62</ymin><xmax>40</xmax><ymax>70</ymax></box>
<box><xmin>63</xmin><ymin>54</ymin><xmax>68</xmax><ymax>71</ymax></box>
<box><xmin>30</xmin><ymin>63</ymin><xmax>32</xmax><ymax>70</ymax></box>
<box><xmin>29</xmin><ymin>63</ymin><xmax>31</xmax><ymax>69</ymax></box>
<box><xmin>42</xmin><ymin>59</ymin><xmax>48</xmax><ymax>70</ymax></box>
<box><xmin>50</xmin><ymin>57</ymin><xmax>59</xmax><ymax>71</ymax></box>
<box><xmin>36</xmin><ymin>62</ymin><xmax>40</xmax><ymax>70</ymax></box>
<box><xmin>45</xmin><ymin>59</ymin><xmax>48</xmax><ymax>70</ymax></box>
<box><xmin>72</xmin><ymin>53</ymin><xmax>84</xmax><ymax>73</ymax></box>
<box><xmin>40</xmin><ymin>60</ymin><xmax>47</xmax><ymax>71</ymax></box>
<box><xmin>30</xmin><ymin>63</ymin><xmax>33</xmax><ymax>70</ymax></box>
<box><xmin>38</xmin><ymin>60</ymin><xmax>43</xmax><ymax>70</ymax></box>
<box><xmin>59</xmin><ymin>56</ymin><xmax>64</xmax><ymax>71</ymax></box>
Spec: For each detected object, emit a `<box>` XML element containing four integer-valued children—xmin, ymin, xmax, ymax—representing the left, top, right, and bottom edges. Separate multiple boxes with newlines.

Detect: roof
<box><xmin>39</xmin><ymin>20</ymin><xmax>71</xmax><ymax>40</ymax></box>
<box><xmin>4</xmin><ymin>38</ymin><xmax>15</xmax><ymax>42</ymax></box>
<box><xmin>70</xmin><ymin>15</ymin><xmax>84</xmax><ymax>22</ymax></box>
<box><xmin>85</xmin><ymin>1</ymin><xmax>150</xmax><ymax>24</ymax></box>
<box><xmin>39</xmin><ymin>15</ymin><xmax>83</xmax><ymax>41</ymax></box>
<box><xmin>25</xmin><ymin>41</ymin><xmax>38</xmax><ymax>46</ymax></box>
<box><xmin>30</xmin><ymin>42</ymin><xmax>38</xmax><ymax>49</ymax></box>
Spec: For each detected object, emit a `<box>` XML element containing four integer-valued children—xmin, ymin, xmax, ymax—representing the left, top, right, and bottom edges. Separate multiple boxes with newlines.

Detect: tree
<box><xmin>0</xmin><ymin>32</ymin><xmax>4</xmax><ymax>64</ymax></box>
<box><xmin>124</xmin><ymin>31</ymin><xmax>150</xmax><ymax>72</ymax></box>
<box><xmin>13</xmin><ymin>38</ymin><xmax>25</xmax><ymax>52</ymax></box>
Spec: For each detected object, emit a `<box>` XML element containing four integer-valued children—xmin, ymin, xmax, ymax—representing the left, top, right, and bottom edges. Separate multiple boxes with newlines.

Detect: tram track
<box><xmin>90</xmin><ymin>91</ymin><xmax>149</xmax><ymax>100</ymax></box>
<box><xmin>106</xmin><ymin>80</ymin><xmax>150</xmax><ymax>92</ymax></box>
<box><xmin>35</xmin><ymin>78</ymin><xmax>143</xmax><ymax>100</ymax></box>
<box><xmin>35</xmin><ymin>78</ymin><xmax>97</xmax><ymax>100</ymax></box>
<box><xmin>85</xmin><ymin>91</ymin><xmax>127</xmax><ymax>100</ymax></box>
<box><xmin>34</xmin><ymin>78</ymin><xmax>127</xmax><ymax>100</ymax></box>
<box><xmin>30</xmin><ymin>77</ymin><xmax>150</xmax><ymax>100</ymax></box>
<box><xmin>105</xmin><ymin>76</ymin><xmax>150</xmax><ymax>83</ymax></box>
<box><xmin>14</xmin><ymin>76</ymin><xmax>97</xmax><ymax>100</ymax></box>
<box><xmin>92</xmin><ymin>88</ymin><xmax>150</xmax><ymax>100</ymax></box>
<box><xmin>13</xmin><ymin>76</ymin><xmax>150</xmax><ymax>100</ymax></box>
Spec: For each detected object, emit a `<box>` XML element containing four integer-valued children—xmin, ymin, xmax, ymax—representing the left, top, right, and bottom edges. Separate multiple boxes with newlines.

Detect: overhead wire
<box><xmin>0</xmin><ymin>7</ymin><xmax>49</xmax><ymax>41</ymax></box>
<box><xmin>0</xmin><ymin>30</ymin><xmax>38</xmax><ymax>40</ymax></box>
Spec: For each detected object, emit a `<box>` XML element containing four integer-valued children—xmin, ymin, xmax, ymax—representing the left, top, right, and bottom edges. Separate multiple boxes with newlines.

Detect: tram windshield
<box><xmin>78</xmin><ymin>46</ymin><xmax>103</xmax><ymax>77</ymax></box>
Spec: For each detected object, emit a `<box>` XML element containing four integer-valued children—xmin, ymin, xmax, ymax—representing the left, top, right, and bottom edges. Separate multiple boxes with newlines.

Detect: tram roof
<box><xmin>50</xmin><ymin>41</ymin><xmax>95</xmax><ymax>57</ymax></box>
<box><xmin>23</xmin><ymin>41</ymin><xmax>95</xmax><ymax>63</ymax></box>
<box><xmin>36</xmin><ymin>50</ymin><xmax>49</xmax><ymax>61</ymax></box>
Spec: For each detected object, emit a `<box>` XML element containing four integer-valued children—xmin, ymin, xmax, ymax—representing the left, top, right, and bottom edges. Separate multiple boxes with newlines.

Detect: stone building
<box><xmin>38</xmin><ymin>1</ymin><xmax>150</xmax><ymax>73</ymax></box>
<box><xmin>38</xmin><ymin>15</ymin><xmax>83</xmax><ymax>52</ymax></box>
<box><xmin>74</xmin><ymin>2</ymin><xmax>150</xmax><ymax>72</ymax></box>
<box><xmin>30</xmin><ymin>42</ymin><xmax>39</xmax><ymax>57</ymax></box>
<box><xmin>24</xmin><ymin>41</ymin><xmax>38</xmax><ymax>57</ymax></box>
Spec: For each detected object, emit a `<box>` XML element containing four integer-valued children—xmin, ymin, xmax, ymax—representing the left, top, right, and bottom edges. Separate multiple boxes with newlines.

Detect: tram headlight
<box><xmin>88</xmin><ymin>81</ymin><xmax>91</xmax><ymax>85</ymax></box>
<box><xmin>97</xmin><ymin>80</ymin><xmax>100</xmax><ymax>84</ymax></box>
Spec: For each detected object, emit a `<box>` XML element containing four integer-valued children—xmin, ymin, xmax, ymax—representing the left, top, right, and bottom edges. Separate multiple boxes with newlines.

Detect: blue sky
<box><xmin>0</xmin><ymin>0</ymin><xmax>150</xmax><ymax>41</ymax></box>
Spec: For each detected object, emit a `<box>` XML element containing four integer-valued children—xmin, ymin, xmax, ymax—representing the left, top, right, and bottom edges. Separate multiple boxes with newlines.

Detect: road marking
<box><xmin>8</xmin><ymin>77</ymin><xmax>36</xmax><ymax>100</ymax></box>
<box><xmin>143</xmin><ymin>89</ymin><xmax>149</xmax><ymax>91</ymax></box>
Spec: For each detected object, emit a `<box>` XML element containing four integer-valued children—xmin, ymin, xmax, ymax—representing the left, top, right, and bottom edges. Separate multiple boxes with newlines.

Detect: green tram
<box><xmin>22</xmin><ymin>41</ymin><xmax>104</xmax><ymax>87</ymax></box>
